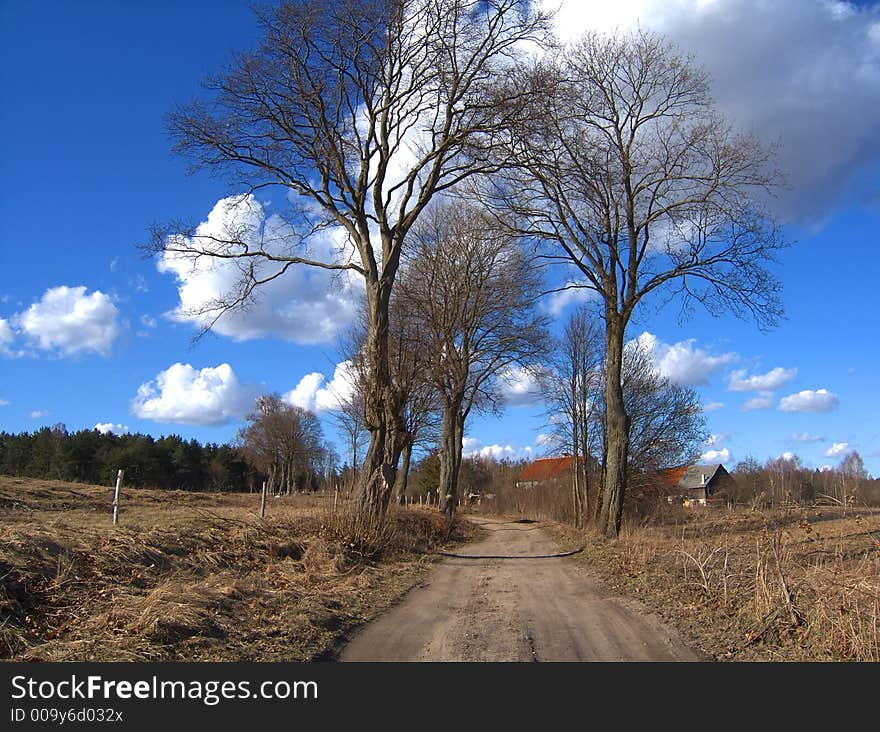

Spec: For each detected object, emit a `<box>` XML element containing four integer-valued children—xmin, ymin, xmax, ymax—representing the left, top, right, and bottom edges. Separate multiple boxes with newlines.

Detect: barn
<box><xmin>646</xmin><ymin>463</ymin><xmax>736</xmax><ymax>506</ymax></box>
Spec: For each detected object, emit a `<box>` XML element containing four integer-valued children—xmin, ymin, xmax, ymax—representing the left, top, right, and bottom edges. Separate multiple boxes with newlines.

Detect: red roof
<box><xmin>641</xmin><ymin>465</ymin><xmax>689</xmax><ymax>494</ymax></box>
<box><xmin>518</xmin><ymin>456</ymin><xmax>576</xmax><ymax>482</ymax></box>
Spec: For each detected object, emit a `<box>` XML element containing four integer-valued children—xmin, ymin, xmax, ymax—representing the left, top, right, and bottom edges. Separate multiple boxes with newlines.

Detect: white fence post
<box><xmin>260</xmin><ymin>480</ymin><xmax>267</xmax><ymax>519</ymax></box>
<box><xmin>112</xmin><ymin>469</ymin><xmax>124</xmax><ymax>526</ymax></box>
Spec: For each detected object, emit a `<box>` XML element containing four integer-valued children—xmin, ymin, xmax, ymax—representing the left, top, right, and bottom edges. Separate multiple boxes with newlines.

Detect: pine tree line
<box><xmin>0</xmin><ymin>425</ymin><xmax>256</xmax><ymax>491</ymax></box>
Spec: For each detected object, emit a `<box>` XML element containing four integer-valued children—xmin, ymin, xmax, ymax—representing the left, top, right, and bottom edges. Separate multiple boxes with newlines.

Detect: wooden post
<box><xmin>260</xmin><ymin>480</ymin><xmax>267</xmax><ymax>519</ymax></box>
<box><xmin>334</xmin><ymin>487</ymin><xmax>339</xmax><ymax>511</ymax></box>
<box><xmin>112</xmin><ymin>469</ymin><xmax>124</xmax><ymax>526</ymax></box>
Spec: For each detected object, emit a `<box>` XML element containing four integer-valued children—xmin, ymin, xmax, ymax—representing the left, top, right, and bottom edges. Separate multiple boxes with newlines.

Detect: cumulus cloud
<box><xmin>779</xmin><ymin>388</ymin><xmax>839</xmax><ymax>413</ymax></box>
<box><xmin>131</xmin><ymin>363</ymin><xmax>258</xmax><ymax>426</ymax></box>
<box><xmin>0</xmin><ymin>399</ymin><xmax>9</xmax><ymax>407</ymax></box>
<box><xmin>475</xmin><ymin>443</ymin><xmax>533</xmax><ymax>461</ymax></box>
<box><xmin>727</xmin><ymin>367</ymin><xmax>797</xmax><ymax>392</ymax></box>
<box><xmin>539</xmin><ymin>0</ymin><xmax>880</xmax><ymax>223</ymax></box>
<box><xmin>632</xmin><ymin>332</ymin><xmax>737</xmax><ymax>386</ymax></box>
<box><xmin>792</xmin><ymin>432</ymin><xmax>825</xmax><ymax>443</ymax></box>
<box><xmin>463</xmin><ymin>437</ymin><xmax>534</xmax><ymax>461</ymax></box>
<box><xmin>703</xmin><ymin>401</ymin><xmax>725</xmax><ymax>413</ymax></box>
<box><xmin>158</xmin><ymin>195</ymin><xmax>361</xmax><ymax>345</ymax></box>
<box><xmin>497</xmin><ymin>366</ymin><xmax>544</xmax><ymax>407</ymax></box>
<box><xmin>94</xmin><ymin>422</ymin><xmax>130</xmax><ymax>435</ymax></box>
<box><xmin>825</xmin><ymin>442</ymin><xmax>852</xmax><ymax>458</ymax></box>
<box><xmin>741</xmin><ymin>391</ymin><xmax>774</xmax><ymax>411</ymax></box>
<box><xmin>701</xmin><ymin>447</ymin><xmax>731</xmax><ymax>463</ymax></box>
<box><xmin>30</xmin><ymin>410</ymin><xmax>49</xmax><ymax>419</ymax></box>
<box><xmin>283</xmin><ymin>361</ymin><xmax>357</xmax><ymax>413</ymax></box>
<box><xmin>11</xmin><ymin>286</ymin><xmax>122</xmax><ymax>357</ymax></box>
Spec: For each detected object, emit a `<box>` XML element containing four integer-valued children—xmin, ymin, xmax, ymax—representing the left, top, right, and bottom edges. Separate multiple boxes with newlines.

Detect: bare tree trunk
<box><xmin>395</xmin><ymin>439</ymin><xmax>413</xmax><ymax>506</ymax></box>
<box><xmin>600</xmin><ymin>314</ymin><xmax>630</xmax><ymax>538</ymax></box>
<box><xmin>439</xmin><ymin>402</ymin><xmax>465</xmax><ymax>519</ymax></box>
<box><xmin>354</xmin><ymin>280</ymin><xmax>405</xmax><ymax>525</ymax></box>
<box><xmin>571</xmin><ymin>377</ymin><xmax>583</xmax><ymax>527</ymax></box>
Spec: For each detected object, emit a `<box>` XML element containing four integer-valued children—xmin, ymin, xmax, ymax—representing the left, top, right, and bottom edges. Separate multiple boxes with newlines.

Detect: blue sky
<box><xmin>1</xmin><ymin>0</ymin><xmax>879</xmax><ymax>476</ymax></box>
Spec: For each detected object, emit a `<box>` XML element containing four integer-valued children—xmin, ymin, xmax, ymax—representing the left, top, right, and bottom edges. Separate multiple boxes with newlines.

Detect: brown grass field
<box><xmin>548</xmin><ymin>503</ymin><xmax>880</xmax><ymax>661</ymax></box>
<box><xmin>0</xmin><ymin>476</ymin><xmax>477</xmax><ymax>662</ymax></box>
<box><xmin>3</xmin><ymin>475</ymin><xmax>878</xmax><ymax>662</ymax></box>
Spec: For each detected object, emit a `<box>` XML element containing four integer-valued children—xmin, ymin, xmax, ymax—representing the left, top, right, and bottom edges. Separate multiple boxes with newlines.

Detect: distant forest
<box><xmin>0</xmin><ymin>426</ymin><xmax>258</xmax><ymax>492</ymax></box>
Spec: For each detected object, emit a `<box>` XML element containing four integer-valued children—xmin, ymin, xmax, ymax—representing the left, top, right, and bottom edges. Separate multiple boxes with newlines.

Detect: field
<box><xmin>0</xmin><ymin>476</ymin><xmax>477</xmax><ymax>661</ymax></box>
<box><xmin>550</xmin><ymin>503</ymin><xmax>880</xmax><ymax>661</ymax></box>
<box><xmin>4</xmin><ymin>475</ymin><xmax>878</xmax><ymax>662</ymax></box>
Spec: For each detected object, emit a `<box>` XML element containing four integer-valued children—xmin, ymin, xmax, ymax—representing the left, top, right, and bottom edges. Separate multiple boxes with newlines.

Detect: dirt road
<box><xmin>340</xmin><ymin>516</ymin><xmax>706</xmax><ymax>662</ymax></box>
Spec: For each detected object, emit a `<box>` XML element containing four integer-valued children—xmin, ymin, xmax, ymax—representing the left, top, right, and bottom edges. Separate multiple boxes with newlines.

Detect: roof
<box><xmin>643</xmin><ymin>464</ymin><xmax>725</xmax><ymax>494</ymax></box>
<box><xmin>518</xmin><ymin>456</ymin><xmax>576</xmax><ymax>482</ymax></box>
<box><xmin>677</xmin><ymin>464</ymin><xmax>724</xmax><ymax>490</ymax></box>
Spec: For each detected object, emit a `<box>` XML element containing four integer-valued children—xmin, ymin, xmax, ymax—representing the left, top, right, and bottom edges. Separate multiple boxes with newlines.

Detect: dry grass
<box><xmin>550</xmin><ymin>504</ymin><xmax>880</xmax><ymax>661</ymax></box>
<box><xmin>0</xmin><ymin>476</ymin><xmax>478</xmax><ymax>661</ymax></box>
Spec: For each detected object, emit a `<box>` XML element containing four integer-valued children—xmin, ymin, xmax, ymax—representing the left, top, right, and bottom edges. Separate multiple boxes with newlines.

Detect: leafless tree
<box><xmin>539</xmin><ymin>306</ymin><xmax>603</xmax><ymax>527</ymax></box>
<box><xmin>238</xmin><ymin>395</ymin><xmax>326</xmax><ymax>494</ymax></box>
<box><xmin>339</xmin><ymin>303</ymin><xmax>441</xmax><ymax>504</ymax></box>
<box><xmin>616</xmin><ymin>340</ymin><xmax>707</xmax><ymax>488</ymax></box>
<box><xmin>148</xmin><ymin>0</ymin><xmax>551</xmax><ymax>525</ymax></box>
<box><xmin>485</xmin><ymin>29</ymin><xmax>786</xmax><ymax>536</ymax></box>
<box><xmin>398</xmin><ymin>202</ymin><xmax>549</xmax><ymax>517</ymax></box>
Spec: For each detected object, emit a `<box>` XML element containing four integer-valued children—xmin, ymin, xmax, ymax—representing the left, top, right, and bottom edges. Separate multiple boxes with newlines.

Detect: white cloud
<box><xmin>825</xmin><ymin>442</ymin><xmax>852</xmax><ymax>458</ymax></box>
<box><xmin>158</xmin><ymin>195</ymin><xmax>361</xmax><ymax>345</ymax></box>
<box><xmin>632</xmin><ymin>332</ymin><xmax>737</xmax><ymax>386</ymax></box>
<box><xmin>0</xmin><ymin>318</ymin><xmax>17</xmax><ymax>357</ymax></box>
<box><xmin>283</xmin><ymin>361</ymin><xmax>357</xmax><ymax>413</ymax></box>
<box><xmin>497</xmin><ymin>365</ymin><xmax>544</xmax><ymax>407</ymax></box>
<box><xmin>704</xmin><ymin>433</ymin><xmax>731</xmax><ymax>447</ymax></box>
<box><xmin>741</xmin><ymin>391</ymin><xmax>774</xmax><ymax>411</ymax></box>
<box><xmin>140</xmin><ymin>315</ymin><xmax>158</xmax><ymax>329</ymax></box>
<box><xmin>16</xmin><ymin>286</ymin><xmax>122</xmax><ymax>357</ymax></box>
<box><xmin>540</xmin><ymin>0</ymin><xmax>880</xmax><ymax>223</ymax></box>
<box><xmin>462</xmin><ymin>437</ymin><xmax>482</xmax><ymax>452</ymax></box>
<box><xmin>131</xmin><ymin>363</ymin><xmax>258</xmax><ymax>426</ymax></box>
<box><xmin>0</xmin><ymin>399</ymin><xmax>9</xmax><ymax>407</ymax></box>
<box><xmin>94</xmin><ymin>422</ymin><xmax>130</xmax><ymax>436</ymax></box>
<box><xmin>701</xmin><ymin>447</ymin><xmax>731</xmax><ymax>463</ymax></box>
<box><xmin>544</xmin><ymin>282</ymin><xmax>597</xmax><ymax>316</ymax></box>
<box><xmin>703</xmin><ymin>401</ymin><xmax>725</xmax><ymax>413</ymax></box>
<box><xmin>474</xmin><ymin>443</ymin><xmax>533</xmax><ymax>461</ymax></box>
<box><xmin>778</xmin><ymin>451</ymin><xmax>797</xmax><ymax>462</ymax></box>
<box><xmin>131</xmin><ymin>275</ymin><xmax>149</xmax><ymax>294</ymax></box>
<box><xmin>791</xmin><ymin>432</ymin><xmax>825</xmax><ymax>443</ymax></box>
<box><xmin>727</xmin><ymin>367</ymin><xmax>797</xmax><ymax>392</ymax></box>
<box><xmin>110</xmin><ymin>257</ymin><xmax>119</xmax><ymax>272</ymax></box>
<box><xmin>779</xmin><ymin>388</ymin><xmax>839</xmax><ymax>413</ymax></box>
<box><xmin>30</xmin><ymin>410</ymin><xmax>49</xmax><ymax>419</ymax></box>
<box><xmin>463</xmin><ymin>437</ymin><xmax>534</xmax><ymax>461</ymax></box>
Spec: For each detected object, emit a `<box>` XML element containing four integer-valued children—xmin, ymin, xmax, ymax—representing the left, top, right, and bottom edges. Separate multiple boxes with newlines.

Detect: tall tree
<box><xmin>539</xmin><ymin>305</ymin><xmax>603</xmax><ymax>526</ymax></box>
<box><xmin>150</xmin><ymin>0</ymin><xmax>550</xmax><ymax>524</ymax></box>
<box><xmin>490</xmin><ymin>29</ymin><xmax>786</xmax><ymax>536</ymax></box>
<box><xmin>398</xmin><ymin>202</ymin><xmax>549</xmax><ymax>516</ymax></box>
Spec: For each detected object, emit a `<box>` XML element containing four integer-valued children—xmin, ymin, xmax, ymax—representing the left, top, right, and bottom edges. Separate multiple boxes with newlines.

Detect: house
<box><xmin>516</xmin><ymin>455</ymin><xmax>578</xmax><ymax>489</ymax></box>
<box><xmin>644</xmin><ymin>463</ymin><xmax>736</xmax><ymax>506</ymax></box>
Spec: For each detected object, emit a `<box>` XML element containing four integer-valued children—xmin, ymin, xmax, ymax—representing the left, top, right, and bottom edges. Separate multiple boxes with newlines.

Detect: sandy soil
<box><xmin>339</xmin><ymin>517</ymin><xmax>706</xmax><ymax>662</ymax></box>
